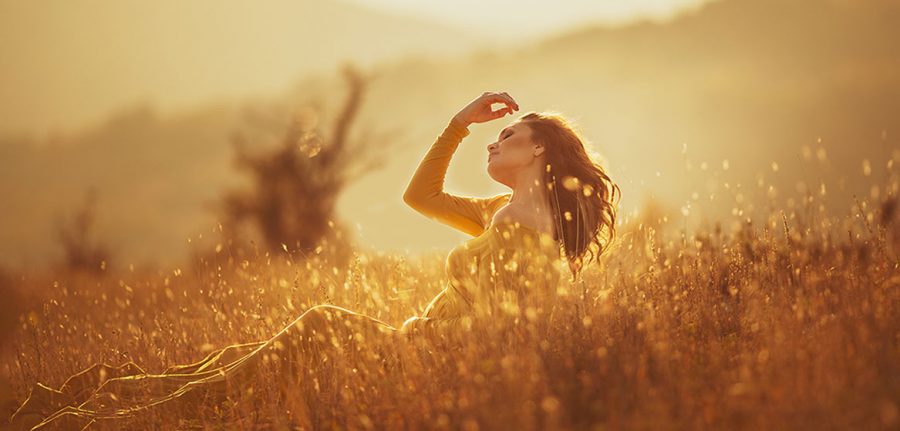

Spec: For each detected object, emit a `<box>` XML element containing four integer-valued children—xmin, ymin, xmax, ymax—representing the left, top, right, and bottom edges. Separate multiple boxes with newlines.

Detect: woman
<box><xmin>401</xmin><ymin>91</ymin><xmax>620</xmax><ymax>334</ymax></box>
<box><xmin>10</xmin><ymin>91</ymin><xmax>620</xmax><ymax>430</ymax></box>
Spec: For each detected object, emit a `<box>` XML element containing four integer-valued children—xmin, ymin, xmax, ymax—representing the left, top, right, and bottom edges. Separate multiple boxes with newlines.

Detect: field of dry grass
<box><xmin>2</xmin><ymin>172</ymin><xmax>899</xmax><ymax>430</ymax></box>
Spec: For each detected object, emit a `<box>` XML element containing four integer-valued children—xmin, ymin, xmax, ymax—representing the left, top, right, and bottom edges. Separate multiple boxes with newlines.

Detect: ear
<box><xmin>533</xmin><ymin>143</ymin><xmax>545</xmax><ymax>157</ymax></box>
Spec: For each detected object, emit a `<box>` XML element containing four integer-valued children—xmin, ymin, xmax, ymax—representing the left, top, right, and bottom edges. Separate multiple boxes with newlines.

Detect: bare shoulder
<box><xmin>490</xmin><ymin>203</ymin><xmax>555</xmax><ymax>235</ymax></box>
<box><xmin>492</xmin><ymin>205</ymin><xmax>542</xmax><ymax>228</ymax></box>
<box><xmin>483</xmin><ymin>192</ymin><xmax>511</xmax><ymax>219</ymax></box>
<box><xmin>490</xmin><ymin>204</ymin><xmax>522</xmax><ymax>225</ymax></box>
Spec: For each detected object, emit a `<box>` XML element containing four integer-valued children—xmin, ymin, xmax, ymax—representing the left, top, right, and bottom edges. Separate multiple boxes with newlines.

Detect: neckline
<box><xmin>489</xmin><ymin>220</ymin><xmax>556</xmax><ymax>239</ymax></box>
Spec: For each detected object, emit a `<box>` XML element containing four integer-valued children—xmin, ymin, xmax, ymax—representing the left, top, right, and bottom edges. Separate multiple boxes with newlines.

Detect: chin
<box><xmin>487</xmin><ymin>167</ymin><xmax>507</xmax><ymax>184</ymax></box>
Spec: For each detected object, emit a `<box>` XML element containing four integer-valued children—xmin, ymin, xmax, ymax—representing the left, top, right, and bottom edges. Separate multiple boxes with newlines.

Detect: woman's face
<box><xmin>486</xmin><ymin>121</ymin><xmax>542</xmax><ymax>185</ymax></box>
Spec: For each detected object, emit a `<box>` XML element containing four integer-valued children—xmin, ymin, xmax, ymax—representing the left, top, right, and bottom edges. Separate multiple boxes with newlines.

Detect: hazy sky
<box><xmin>344</xmin><ymin>0</ymin><xmax>714</xmax><ymax>44</ymax></box>
<box><xmin>0</xmin><ymin>0</ymin><xmax>713</xmax><ymax>140</ymax></box>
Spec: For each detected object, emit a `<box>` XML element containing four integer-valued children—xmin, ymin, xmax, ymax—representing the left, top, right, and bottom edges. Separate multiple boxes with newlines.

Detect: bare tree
<box><xmin>54</xmin><ymin>187</ymin><xmax>112</xmax><ymax>275</ymax></box>
<box><xmin>219</xmin><ymin>63</ymin><xmax>394</xmax><ymax>261</ymax></box>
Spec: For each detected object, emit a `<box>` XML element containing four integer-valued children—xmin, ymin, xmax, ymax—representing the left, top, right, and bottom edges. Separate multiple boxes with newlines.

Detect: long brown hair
<box><xmin>518</xmin><ymin>111</ymin><xmax>621</xmax><ymax>281</ymax></box>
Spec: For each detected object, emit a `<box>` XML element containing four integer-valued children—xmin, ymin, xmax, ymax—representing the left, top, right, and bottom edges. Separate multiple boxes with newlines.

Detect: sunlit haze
<box><xmin>345</xmin><ymin>0</ymin><xmax>714</xmax><ymax>43</ymax></box>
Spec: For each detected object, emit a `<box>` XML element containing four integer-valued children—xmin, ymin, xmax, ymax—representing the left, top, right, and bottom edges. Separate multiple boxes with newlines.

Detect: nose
<box><xmin>487</xmin><ymin>142</ymin><xmax>498</xmax><ymax>153</ymax></box>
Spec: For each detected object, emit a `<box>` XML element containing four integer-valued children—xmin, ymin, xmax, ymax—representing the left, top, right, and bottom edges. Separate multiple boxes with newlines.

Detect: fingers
<box><xmin>500</xmin><ymin>92</ymin><xmax>519</xmax><ymax>111</ymax></box>
<box><xmin>483</xmin><ymin>91</ymin><xmax>519</xmax><ymax>112</ymax></box>
<box><xmin>489</xmin><ymin>106</ymin><xmax>513</xmax><ymax>120</ymax></box>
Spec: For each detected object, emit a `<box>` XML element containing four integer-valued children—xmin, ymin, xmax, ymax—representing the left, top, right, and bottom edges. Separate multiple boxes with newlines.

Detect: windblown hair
<box><xmin>518</xmin><ymin>112</ymin><xmax>621</xmax><ymax>282</ymax></box>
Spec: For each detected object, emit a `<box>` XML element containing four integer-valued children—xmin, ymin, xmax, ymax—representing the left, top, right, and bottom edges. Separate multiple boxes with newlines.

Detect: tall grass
<box><xmin>2</xmin><ymin>166</ymin><xmax>899</xmax><ymax>430</ymax></box>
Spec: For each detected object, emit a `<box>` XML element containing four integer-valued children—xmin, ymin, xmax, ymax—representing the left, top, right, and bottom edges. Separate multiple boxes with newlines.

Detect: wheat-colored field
<box><xmin>2</xmin><ymin>173</ymin><xmax>899</xmax><ymax>431</ymax></box>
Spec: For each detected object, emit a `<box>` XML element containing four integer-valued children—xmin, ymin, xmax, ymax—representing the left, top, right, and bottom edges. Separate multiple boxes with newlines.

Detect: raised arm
<box><xmin>403</xmin><ymin>116</ymin><xmax>511</xmax><ymax>237</ymax></box>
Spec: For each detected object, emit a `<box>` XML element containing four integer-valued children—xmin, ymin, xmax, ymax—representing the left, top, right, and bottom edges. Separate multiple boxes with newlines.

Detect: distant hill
<box><xmin>2</xmin><ymin>0</ymin><xmax>898</xmax><ymax>270</ymax></box>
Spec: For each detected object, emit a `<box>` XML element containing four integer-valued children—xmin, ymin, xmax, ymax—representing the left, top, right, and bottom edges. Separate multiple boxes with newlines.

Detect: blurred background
<box><xmin>1</xmin><ymin>0</ymin><xmax>898</xmax><ymax>272</ymax></box>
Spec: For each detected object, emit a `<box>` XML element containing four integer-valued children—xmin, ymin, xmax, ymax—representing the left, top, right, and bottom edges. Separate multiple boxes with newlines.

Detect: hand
<box><xmin>453</xmin><ymin>91</ymin><xmax>520</xmax><ymax>126</ymax></box>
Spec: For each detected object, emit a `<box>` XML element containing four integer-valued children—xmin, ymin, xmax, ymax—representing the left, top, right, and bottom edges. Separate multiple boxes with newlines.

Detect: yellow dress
<box><xmin>9</xmin><ymin>118</ymin><xmax>564</xmax><ymax>430</ymax></box>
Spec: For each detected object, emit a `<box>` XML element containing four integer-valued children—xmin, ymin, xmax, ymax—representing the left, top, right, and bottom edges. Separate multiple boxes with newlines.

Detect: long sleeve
<box><xmin>403</xmin><ymin>117</ymin><xmax>511</xmax><ymax>237</ymax></box>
